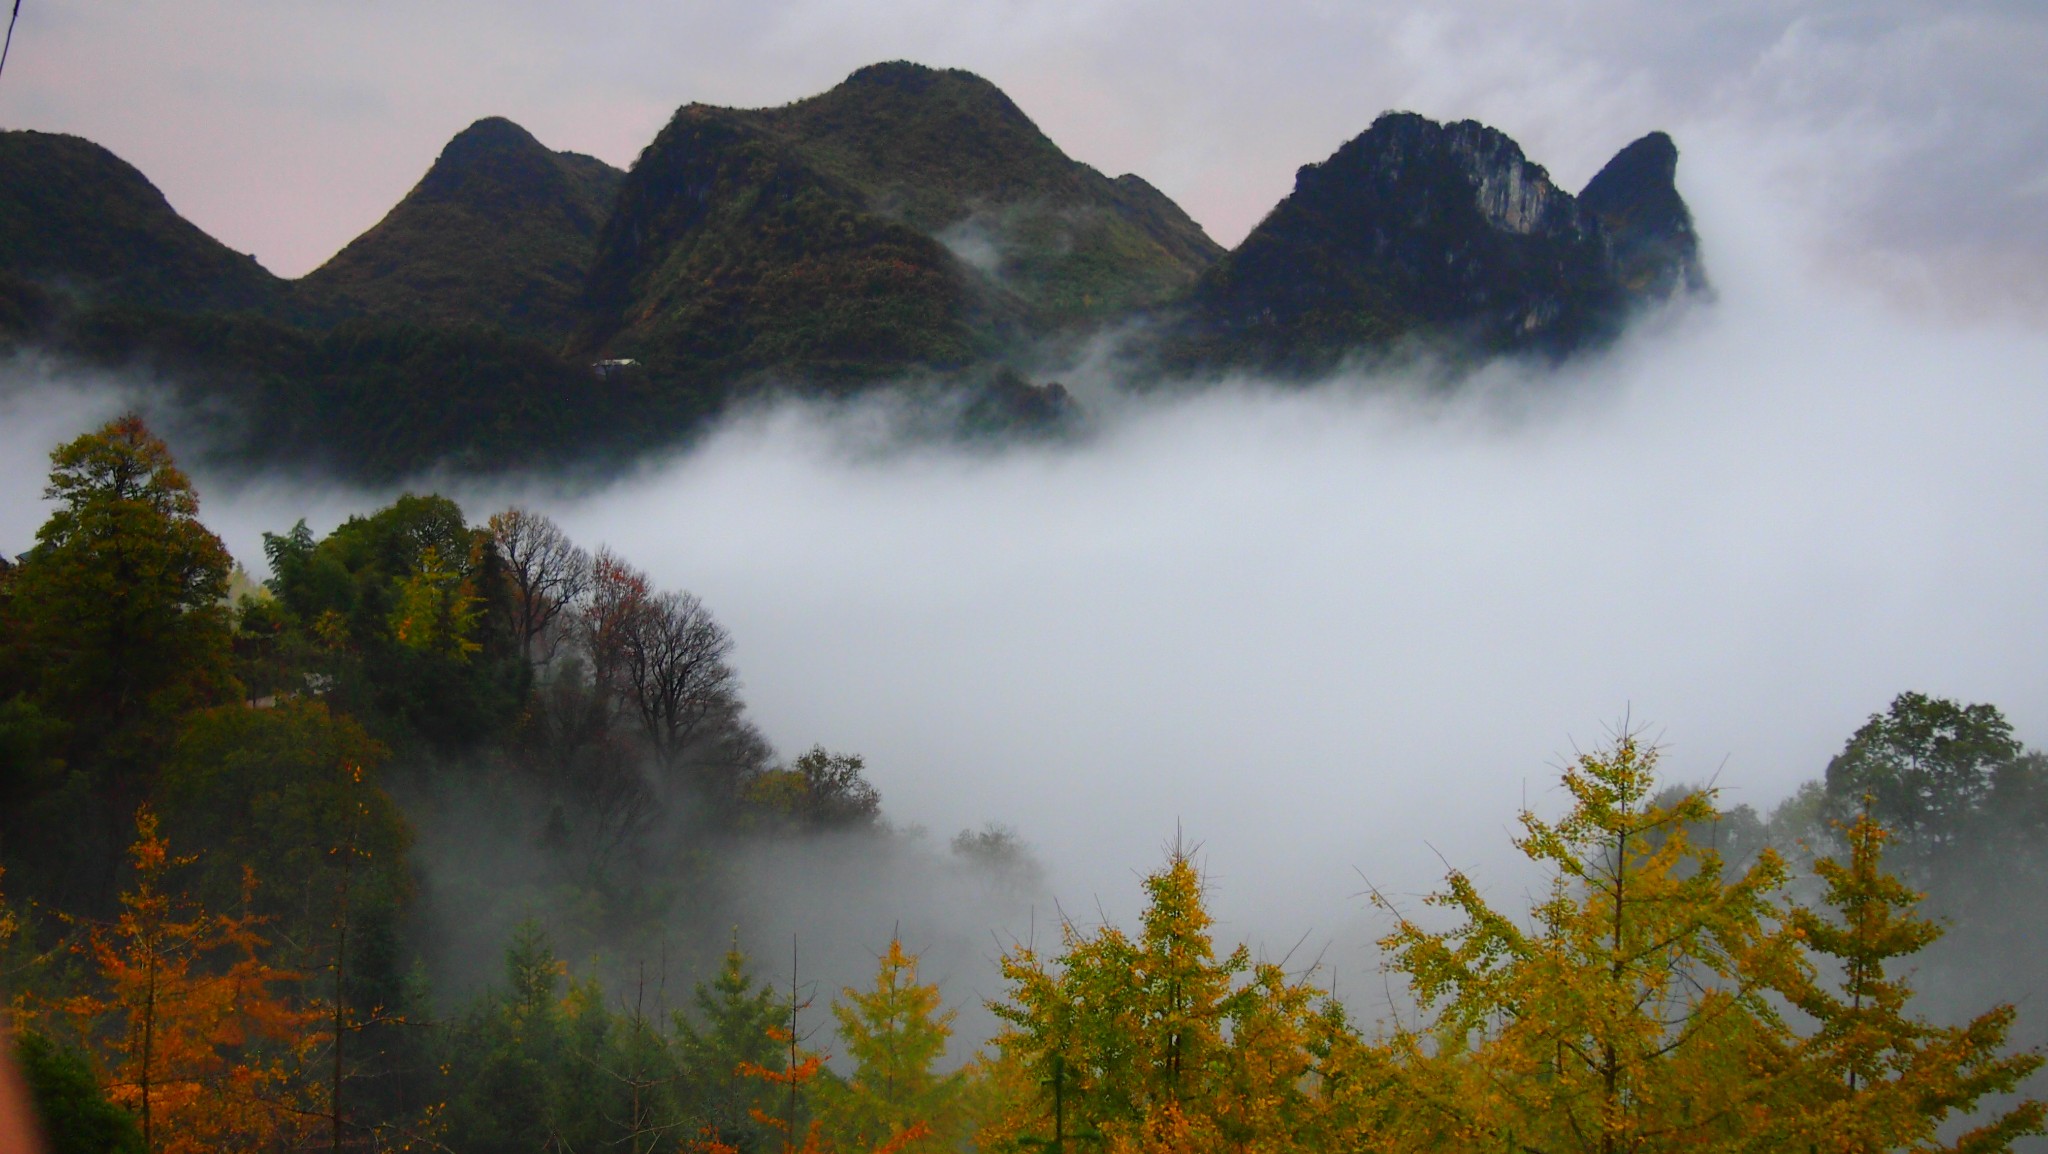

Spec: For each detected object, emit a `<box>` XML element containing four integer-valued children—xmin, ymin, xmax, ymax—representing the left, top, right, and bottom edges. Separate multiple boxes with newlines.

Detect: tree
<box><xmin>1774</xmin><ymin>813</ymin><xmax>2045</xmax><ymax>1153</ymax></box>
<box><xmin>62</xmin><ymin>809</ymin><xmax>323</xmax><ymax>1154</ymax></box>
<box><xmin>386</xmin><ymin>544</ymin><xmax>482</xmax><ymax>659</ymax></box>
<box><xmin>623</xmin><ymin>590</ymin><xmax>739</xmax><ymax>778</ymax></box>
<box><xmin>818</xmin><ymin>938</ymin><xmax>961</xmax><ymax>1154</ymax></box>
<box><xmin>744</xmin><ymin>749</ymin><xmax>882</xmax><ymax>831</ymax></box>
<box><xmin>991</xmin><ymin>843</ymin><xmax>1333</xmax><ymax>1153</ymax></box>
<box><xmin>581</xmin><ymin>547</ymin><xmax>652</xmax><ymax>713</ymax></box>
<box><xmin>0</xmin><ymin>416</ymin><xmax>236</xmax><ymax>898</ymax></box>
<box><xmin>675</xmin><ymin>940</ymin><xmax>791</xmax><ymax>1154</ymax></box>
<box><xmin>155</xmin><ymin>700</ymin><xmax>408</xmax><ymax>942</ymax></box>
<box><xmin>1821</xmin><ymin>693</ymin><xmax>2021</xmax><ymax>878</ymax></box>
<box><xmin>13</xmin><ymin>1030</ymin><xmax>145</xmax><ymax>1154</ymax></box>
<box><xmin>1378</xmin><ymin>733</ymin><xmax>1804</xmax><ymax>1154</ymax></box>
<box><xmin>488</xmin><ymin>507</ymin><xmax>590</xmax><ymax>670</ymax></box>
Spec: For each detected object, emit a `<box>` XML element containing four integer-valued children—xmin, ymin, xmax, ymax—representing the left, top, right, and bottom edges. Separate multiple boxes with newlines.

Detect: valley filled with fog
<box><xmin>5</xmin><ymin>146</ymin><xmax>2046</xmax><ymax>1004</ymax></box>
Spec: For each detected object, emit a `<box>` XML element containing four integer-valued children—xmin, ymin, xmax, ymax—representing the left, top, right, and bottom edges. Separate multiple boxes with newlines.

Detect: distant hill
<box><xmin>0</xmin><ymin>67</ymin><xmax>1710</xmax><ymax>480</ymax></box>
<box><xmin>0</xmin><ymin>130</ymin><xmax>292</xmax><ymax>317</ymax></box>
<box><xmin>748</xmin><ymin>62</ymin><xmax>1222</xmax><ymax>326</ymax></box>
<box><xmin>299</xmin><ymin>118</ymin><xmax>624</xmax><ymax>343</ymax></box>
<box><xmin>1161</xmin><ymin>114</ymin><xmax>1705</xmax><ymax>374</ymax></box>
<box><xmin>575</xmin><ymin>62</ymin><xmax>1224</xmax><ymax>392</ymax></box>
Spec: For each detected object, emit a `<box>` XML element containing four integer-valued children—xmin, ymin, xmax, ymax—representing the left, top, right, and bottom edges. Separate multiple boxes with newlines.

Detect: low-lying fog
<box><xmin>5</xmin><ymin>142</ymin><xmax>2048</xmax><ymax>1015</ymax></box>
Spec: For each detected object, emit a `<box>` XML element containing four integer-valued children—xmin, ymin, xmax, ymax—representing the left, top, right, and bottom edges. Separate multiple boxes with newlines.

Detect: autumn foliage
<box><xmin>60</xmin><ymin>809</ymin><xmax>324</xmax><ymax>1154</ymax></box>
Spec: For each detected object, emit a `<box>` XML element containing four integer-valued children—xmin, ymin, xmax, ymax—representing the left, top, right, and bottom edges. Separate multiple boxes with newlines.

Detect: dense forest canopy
<box><xmin>2</xmin><ymin>416</ymin><xmax>2046</xmax><ymax>1153</ymax></box>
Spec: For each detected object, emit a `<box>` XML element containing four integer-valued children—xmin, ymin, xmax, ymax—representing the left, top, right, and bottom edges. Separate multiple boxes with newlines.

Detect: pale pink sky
<box><xmin>2</xmin><ymin>0</ymin><xmax>2043</xmax><ymax>313</ymax></box>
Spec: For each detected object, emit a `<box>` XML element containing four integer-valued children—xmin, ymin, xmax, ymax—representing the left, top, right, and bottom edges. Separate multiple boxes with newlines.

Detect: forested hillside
<box><xmin>4</xmin><ymin>416</ymin><xmax>2044</xmax><ymax>1153</ymax></box>
<box><xmin>0</xmin><ymin>62</ymin><xmax>1705</xmax><ymax>482</ymax></box>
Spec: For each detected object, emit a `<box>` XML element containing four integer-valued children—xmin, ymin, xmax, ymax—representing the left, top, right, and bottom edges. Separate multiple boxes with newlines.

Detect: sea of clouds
<box><xmin>5</xmin><ymin>141</ymin><xmax>2047</xmax><ymax>998</ymax></box>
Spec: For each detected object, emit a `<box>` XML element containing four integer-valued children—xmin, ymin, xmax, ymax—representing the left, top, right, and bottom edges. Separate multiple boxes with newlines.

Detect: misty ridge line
<box><xmin>0</xmin><ymin>58</ymin><xmax>1708</xmax><ymax>486</ymax></box>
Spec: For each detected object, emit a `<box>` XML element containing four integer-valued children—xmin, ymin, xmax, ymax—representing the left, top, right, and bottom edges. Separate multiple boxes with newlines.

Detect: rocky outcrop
<box><xmin>1164</xmin><ymin>113</ymin><xmax>1706</xmax><ymax>375</ymax></box>
<box><xmin>1578</xmin><ymin>131</ymin><xmax>1706</xmax><ymax>300</ymax></box>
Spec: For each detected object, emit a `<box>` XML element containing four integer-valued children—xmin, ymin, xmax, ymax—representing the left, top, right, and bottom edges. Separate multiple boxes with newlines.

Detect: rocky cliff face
<box><xmin>1165</xmin><ymin>113</ymin><xmax>1705</xmax><ymax>375</ymax></box>
<box><xmin>299</xmin><ymin>117</ymin><xmax>623</xmax><ymax>343</ymax></box>
<box><xmin>1578</xmin><ymin>131</ymin><xmax>1706</xmax><ymax>300</ymax></box>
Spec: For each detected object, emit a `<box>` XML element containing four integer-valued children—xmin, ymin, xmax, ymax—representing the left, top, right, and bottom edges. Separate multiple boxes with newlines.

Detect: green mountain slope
<box><xmin>299</xmin><ymin>118</ymin><xmax>623</xmax><ymax>343</ymax></box>
<box><xmin>577</xmin><ymin>61</ymin><xmax>1224</xmax><ymax>395</ymax></box>
<box><xmin>575</xmin><ymin>103</ymin><xmax>987</xmax><ymax>396</ymax></box>
<box><xmin>749</xmin><ymin>61</ymin><xmax>1222</xmax><ymax>325</ymax></box>
<box><xmin>0</xmin><ymin>130</ymin><xmax>290</xmax><ymax>316</ymax></box>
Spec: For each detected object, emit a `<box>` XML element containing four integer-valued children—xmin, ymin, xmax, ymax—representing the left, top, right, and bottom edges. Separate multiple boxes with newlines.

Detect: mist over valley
<box><xmin>4</xmin><ymin>8</ymin><xmax>2048</xmax><ymax>1151</ymax></box>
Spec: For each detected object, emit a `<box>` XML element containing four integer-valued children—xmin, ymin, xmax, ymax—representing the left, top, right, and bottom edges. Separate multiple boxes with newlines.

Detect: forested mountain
<box><xmin>0</xmin><ymin>130</ymin><xmax>293</xmax><ymax>318</ymax></box>
<box><xmin>299</xmin><ymin>117</ymin><xmax>625</xmax><ymax>343</ymax></box>
<box><xmin>573</xmin><ymin>61</ymin><xmax>1224</xmax><ymax>397</ymax></box>
<box><xmin>1160</xmin><ymin>114</ymin><xmax>1705</xmax><ymax>374</ymax></box>
<box><xmin>0</xmin><ymin>64</ymin><xmax>1703</xmax><ymax>480</ymax></box>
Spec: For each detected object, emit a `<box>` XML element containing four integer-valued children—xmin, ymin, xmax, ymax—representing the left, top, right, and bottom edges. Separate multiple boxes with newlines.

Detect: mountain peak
<box><xmin>1579</xmin><ymin>131</ymin><xmax>1704</xmax><ymax>298</ymax></box>
<box><xmin>410</xmin><ymin>116</ymin><xmax>567</xmax><ymax>209</ymax></box>
<box><xmin>1166</xmin><ymin>112</ymin><xmax>1701</xmax><ymax>373</ymax></box>
<box><xmin>0</xmin><ymin>129</ymin><xmax>286</xmax><ymax>315</ymax></box>
<box><xmin>300</xmin><ymin>117</ymin><xmax>623</xmax><ymax>341</ymax></box>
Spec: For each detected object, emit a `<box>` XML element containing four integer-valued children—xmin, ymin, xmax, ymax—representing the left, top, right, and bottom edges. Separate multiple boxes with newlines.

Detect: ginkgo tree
<box><xmin>1377</xmin><ymin>732</ymin><xmax>1807</xmax><ymax>1154</ymax></box>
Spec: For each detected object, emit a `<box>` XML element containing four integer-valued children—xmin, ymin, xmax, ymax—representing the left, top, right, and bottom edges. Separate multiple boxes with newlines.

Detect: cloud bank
<box><xmin>7</xmin><ymin>162</ymin><xmax>2042</xmax><ymax>981</ymax></box>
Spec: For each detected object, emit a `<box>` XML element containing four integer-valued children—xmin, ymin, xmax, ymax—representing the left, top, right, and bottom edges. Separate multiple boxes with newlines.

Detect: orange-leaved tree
<box><xmin>63</xmin><ymin>808</ymin><xmax>324</xmax><ymax>1154</ymax></box>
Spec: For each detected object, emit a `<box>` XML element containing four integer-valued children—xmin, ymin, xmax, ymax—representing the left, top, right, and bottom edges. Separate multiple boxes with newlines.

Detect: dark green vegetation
<box><xmin>299</xmin><ymin>117</ymin><xmax>624</xmax><ymax>344</ymax></box>
<box><xmin>1162</xmin><ymin>116</ymin><xmax>1703</xmax><ymax>375</ymax></box>
<box><xmin>0</xmin><ymin>63</ymin><xmax>1701</xmax><ymax>481</ymax></box>
<box><xmin>3</xmin><ymin>417</ymin><xmax>2045</xmax><ymax>1153</ymax></box>
<box><xmin>579</xmin><ymin>60</ymin><xmax>1223</xmax><ymax>374</ymax></box>
<box><xmin>0</xmin><ymin>131</ymin><xmax>291</xmax><ymax>318</ymax></box>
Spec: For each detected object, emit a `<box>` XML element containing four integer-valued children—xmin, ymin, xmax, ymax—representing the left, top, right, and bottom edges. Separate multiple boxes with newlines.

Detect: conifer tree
<box><xmin>62</xmin><ymin>809</ymin><xmax>322</xmax><ymax>1154</ymax></box>
<box><xmin>992</xmin><ymin>844</ymin><xmax>1332</xmax><ymax>1154</ymax></box>
<box><xmin>1379</xmin><ymin>733</ymin><xmax>1804</xmax><ymax>1154</ymax></box>
<box><xmin>675</xmin><ymin>938</ymin><xmax>789</xmax><ymax>1153</ymax></box>
<box><xmin>819</xmin><ymin>937</ymin><xmax>960</xmax><ymax>1154</ymax></box>
<box><xmin>1775</xmin><ymin>813</ymin><xmax>2045</xmax><ymax>1153</ymax></box>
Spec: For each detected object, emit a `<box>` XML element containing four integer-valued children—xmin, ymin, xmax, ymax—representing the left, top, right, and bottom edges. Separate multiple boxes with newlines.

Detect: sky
<box><xmin>4</xmin><ymin>0</ymin><xmax>2048</xmax><ymax>995</ymax></box>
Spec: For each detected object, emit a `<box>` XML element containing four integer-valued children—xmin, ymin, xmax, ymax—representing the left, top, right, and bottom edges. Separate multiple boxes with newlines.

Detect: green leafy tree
<box><xmin>743</xmin><ymin>748</ymin><xmax>882</xmax><ymax>830</ymax></box>
<box><xmin>13</xmin><ymin>1029</ymin><xmax>146</xmax><ymax>1154</ymax></box>
<box><xmin>259</xmin><ymin>494</ymin><xmax>519</xmax><ymax>755</ymax></box>
<box><xmin>0</xmin><ymin>416</ymin><xmax>236</xmax><ymax>903</ymax></box>
<box><xmin>442</xmin><ymin>922</ymin><xmax>630</xmax><ymax>1154</ymax></box>
<box><xmin>818</xmin><ymin>937</ymin><xmax>962</xmax><ymax>1153</ymax></box>
<box><xmin>1822</xmin><ymin>693</ymin><xmax>2022</xmax><ymax>878</ymax></box>
<box><xmin>674</xmin><ymin>939</ymin><xmax>789</xmax><ymax>1153</ymax></box>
